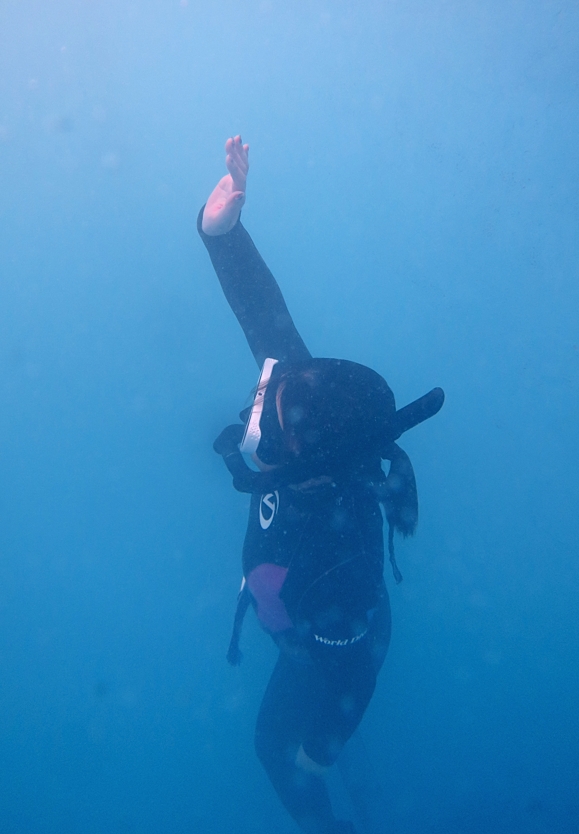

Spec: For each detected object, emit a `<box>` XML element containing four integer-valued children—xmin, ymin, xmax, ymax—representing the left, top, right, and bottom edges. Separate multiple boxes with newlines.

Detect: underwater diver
<box><xmin>199</xmin><ymin>136</ymin><xmax>444</xmax><ymax>834</ymax></box>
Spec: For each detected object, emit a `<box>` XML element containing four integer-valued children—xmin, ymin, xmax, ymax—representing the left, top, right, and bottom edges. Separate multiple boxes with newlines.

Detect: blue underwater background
<box><xmin>1</xmin><ymin>2</ymin><xmax>578</xmax><ymax>832</ymax></box>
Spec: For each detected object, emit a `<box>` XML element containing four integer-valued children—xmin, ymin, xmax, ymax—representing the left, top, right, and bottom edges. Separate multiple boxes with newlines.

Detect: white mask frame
<box><xmin>239</xmin><ymin>358</ymin><xmax>279</xmax><ymax>455</ymax></box>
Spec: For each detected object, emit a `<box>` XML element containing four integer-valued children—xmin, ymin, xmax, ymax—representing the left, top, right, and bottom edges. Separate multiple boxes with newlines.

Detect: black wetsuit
<box><xmin>199</xmin><ymin>213</ymin><xmax>391</xmax><ymax>834</ymax></box>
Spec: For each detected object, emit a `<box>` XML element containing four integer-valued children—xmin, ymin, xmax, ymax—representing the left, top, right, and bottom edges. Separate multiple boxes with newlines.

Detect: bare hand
<box><xmin>202</xmin><ymin>136</ymin><xmax>249</xmax><ymax>236</ymax></box>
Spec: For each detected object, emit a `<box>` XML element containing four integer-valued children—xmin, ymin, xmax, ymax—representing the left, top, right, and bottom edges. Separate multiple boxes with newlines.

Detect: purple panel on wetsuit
<box><xmin>247</xmin><ymin>564</ymin><xmax>293</xmax><ymax>633</ymax></box>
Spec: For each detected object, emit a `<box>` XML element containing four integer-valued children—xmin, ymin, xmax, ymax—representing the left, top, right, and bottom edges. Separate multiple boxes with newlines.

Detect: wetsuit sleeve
<box><xmin>197</xmin><ymin>207</ymin><xmax>312</xmax><ymax>367</ymax></box>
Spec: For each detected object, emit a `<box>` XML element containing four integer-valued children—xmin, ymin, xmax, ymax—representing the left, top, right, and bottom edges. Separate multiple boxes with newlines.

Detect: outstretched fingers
<box><xmin>225</xmin><ymin>135</ymin><xmax>249</xmax><ymax>166</ymax></box>
<box><xmin>201</xmin><ymin>136</ymin><xmax>249</xmax><ymax>236</ymax></box>
<box><xmin>225</xmin><ymin>135</ymin><xmax>249</xmax><ymax>191</ymax></box>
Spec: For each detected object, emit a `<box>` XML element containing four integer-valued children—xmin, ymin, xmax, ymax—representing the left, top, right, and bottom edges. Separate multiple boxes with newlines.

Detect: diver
<box><xmin>198</xmin><ymin>136</ymin><xmax>444</xmax><ymax>834</ymax></box>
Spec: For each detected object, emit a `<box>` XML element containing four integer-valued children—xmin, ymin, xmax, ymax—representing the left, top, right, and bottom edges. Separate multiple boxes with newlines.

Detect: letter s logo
<box><xmin>259</xmin><ymin>491</ymin><xmax>279</xmax><ymax>530</ymax></box>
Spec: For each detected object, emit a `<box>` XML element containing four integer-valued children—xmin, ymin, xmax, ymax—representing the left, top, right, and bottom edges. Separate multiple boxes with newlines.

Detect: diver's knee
<box><xmin>295</xmin><ymin>743</ymin><xmax>330</xmax><ymax>777</ymax></box>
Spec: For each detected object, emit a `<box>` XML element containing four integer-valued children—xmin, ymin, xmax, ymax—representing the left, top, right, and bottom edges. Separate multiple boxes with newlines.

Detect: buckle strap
<box><xmin>226</xmin><ymin>578</ymin><xmax>251</xmax><ymax>666</ymax></box>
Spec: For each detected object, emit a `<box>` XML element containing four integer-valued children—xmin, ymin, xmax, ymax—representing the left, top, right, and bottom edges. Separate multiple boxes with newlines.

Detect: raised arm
<box><xmin>198</xmin><ymin>137</ymin><xmax>311</xmax><ymax>368</ymax></box>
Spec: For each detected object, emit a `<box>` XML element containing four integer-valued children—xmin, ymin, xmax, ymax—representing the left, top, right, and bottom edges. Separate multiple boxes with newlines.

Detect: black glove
<box><xmin>213</xmin><ymin>423</ymin><xmax>245</xmax><ymax>456</ymax></box>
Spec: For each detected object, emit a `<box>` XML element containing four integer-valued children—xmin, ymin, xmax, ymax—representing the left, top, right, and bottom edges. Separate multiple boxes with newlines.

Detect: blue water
<box><xmin>1</xmin><ymin>2</ymin><xmax>578</xmax><ymax>832</ymax></box>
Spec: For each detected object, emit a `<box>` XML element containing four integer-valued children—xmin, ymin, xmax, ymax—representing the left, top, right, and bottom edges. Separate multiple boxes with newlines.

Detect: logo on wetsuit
<box><xmin>259</xmin><ymin>491</ymin><xmax>279</xmax><ymax>530</ymax></box>
<box><xmin>314</xmin><ymin>629</ymin><xmax>368</xmax><ymax>647</ymax></box>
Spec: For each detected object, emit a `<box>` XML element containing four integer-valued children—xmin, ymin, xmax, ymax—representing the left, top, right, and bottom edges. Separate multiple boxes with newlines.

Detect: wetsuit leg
<box><xmin>302</xmin><ymin>586</ymin><xmax>391</xmax><ymax>768</ymax></box>
<box><xmin>255</xmin><ymin>593</ymin><xmax>391</xmax><ymax>834</ymax></box>
<box><xmin>255</xmin><ymin>651</ymin><xmax>337</xmax><ymax>834</ymax></box>
<box><xmin>303</xmin><ymin>643</ymin><xmax>379</xmax><ymax>769</ymax></box>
